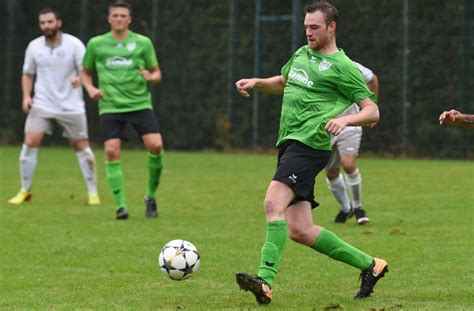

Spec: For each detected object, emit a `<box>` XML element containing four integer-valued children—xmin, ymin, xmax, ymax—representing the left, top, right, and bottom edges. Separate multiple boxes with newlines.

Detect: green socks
<box><xmin>257</xmin><ymin>220</ymin><xmax>288</xmax><ymax>287</ymax></box>
<box><xmin>147</xmin><ymin>152</ymin><xmax>163</xmax><ymax>198</ymax></box>
<box><xmin>312</xmin><ymin>228</ymin><xmax>373</xmax><ymax>271</ymax></box>
<box><xmin>105</xmin><ymin>161</ymin><xmax>126</xmax><ymax>209</ymax></box>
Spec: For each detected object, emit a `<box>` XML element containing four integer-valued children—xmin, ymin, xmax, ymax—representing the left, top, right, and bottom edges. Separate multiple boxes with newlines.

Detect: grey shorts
<box><xmin>325</xmin><ymin>128</ymin><xmax>362</xmax><ymax>171</ymax></box>
<box><xmin>24</xmin><ymin>106</ymin><xmax>89</xmax><ymax>139</ymax></box>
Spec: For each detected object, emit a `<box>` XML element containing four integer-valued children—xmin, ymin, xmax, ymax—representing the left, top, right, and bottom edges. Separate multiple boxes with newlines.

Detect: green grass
<box><xmin>1</xmin><ymin>146</ymin><xmax>473</xmax><ymax>310</ymax></box>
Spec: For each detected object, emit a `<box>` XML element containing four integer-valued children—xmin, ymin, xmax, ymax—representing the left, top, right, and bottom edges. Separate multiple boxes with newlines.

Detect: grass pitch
<box><xmin>1</xmin><ymin>146</ymin><xmax>473</xmax><ymax>310</ymax></box>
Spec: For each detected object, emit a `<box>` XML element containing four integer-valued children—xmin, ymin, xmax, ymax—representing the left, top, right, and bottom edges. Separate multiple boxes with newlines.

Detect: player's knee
<box><xmin>148</xmin><ymin>142</ymin><xmax>163</xmax><ymax>155</ymax></box>
<box><xmin>104</xmin><ymin>145</ymin><xmax>120</xmax><ymax>160</ymax></box>
<box><xmin>326</xmin><ymin>169</ymin><xmax>340</xmax><ymax>180</ymax></box>
<box><xmin>340</xmin><ymin>157</ymin><xmax>357</xmax><ymax>173</ymax></box>
<box><xmin>263</xmin><ymin>197</ymin><xmax>284</xmax><ymax>219</ymax></box>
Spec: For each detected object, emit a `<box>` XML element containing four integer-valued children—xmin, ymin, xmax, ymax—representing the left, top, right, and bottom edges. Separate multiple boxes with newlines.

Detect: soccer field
<box><xmin>0</xmin><ymin>147</ymin><xmax>473</xmax><ymax>310</ymax></box>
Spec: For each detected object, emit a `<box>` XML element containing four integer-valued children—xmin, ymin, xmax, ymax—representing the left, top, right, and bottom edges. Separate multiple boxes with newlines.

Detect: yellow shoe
<box><xmin>8</xmin><ymin>189</ymin><xmax>32</xmax><ymax>205</ymax></box>
<box><xmin>87</xmin><ymin>193</ymin><xmax>101</xmax><ymax>205</ymax></box>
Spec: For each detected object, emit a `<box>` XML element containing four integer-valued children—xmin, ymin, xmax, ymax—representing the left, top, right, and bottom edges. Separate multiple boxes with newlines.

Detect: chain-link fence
<box><xmin>1</xmin><ymin>0</ymin><xmax>472</xmax><ymax>158</ymax></box>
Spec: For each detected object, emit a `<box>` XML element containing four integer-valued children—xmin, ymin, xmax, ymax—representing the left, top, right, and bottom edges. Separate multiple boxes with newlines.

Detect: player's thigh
<box><xmin>264</xmin><ymin>180</ymin><xmax>295</xmax><ymax>220</ymax></box>
<box><xmin>325</xmin><ymin>144</ymin><xmax>341</xmax><ymax>176</ymax></box>
<box><xmin>129</xmin><ymin>109</ymin><xmax>160</xmax><ymax>139</ymax></box>
<box><xmin>24</xmin><ymin>106</ymin><xmax>54</xmax><ymax>146</ymax></box>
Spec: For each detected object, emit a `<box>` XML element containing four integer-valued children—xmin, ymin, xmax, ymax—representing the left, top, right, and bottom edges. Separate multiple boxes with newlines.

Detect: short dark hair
<box><xmin>39</xmin><ymin>8</ymin><xmax>61</xmax><ymax>20</ymax></box>
<box><xmin>304</xmin><ymin>1</ymin><xmax>339</xmax><ymax>27</ymax></box>
<box><xmin>109</xmin><ymin>1</ymin><xmax>132</xmax><ymax>16</ymax></box>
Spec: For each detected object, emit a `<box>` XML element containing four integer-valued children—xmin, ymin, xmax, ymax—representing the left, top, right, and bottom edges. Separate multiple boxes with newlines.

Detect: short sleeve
<box><xmin>22</xmin><ymin>42</ymin><xmax>36</xmax><ymax>75</ymax></box>
<box><xmin>337</xmin><ymin>62</ymin><xmax>377</xmax><ymax>104</ymax></box>
<box><xmin>354</xmin><ymin>62</ymin><xmax>374</xmax><ymax>84</ymax></box>
<box><xmin>143</xmin><ymin>37</ymin><xmax>158</xmax><ymax>69</ymax></box>
<box><xmin>82</xmin><ymin>38</ymin><xmax>96</xmax><ymax>70</ymax></box>
<box><xmin>74</xmin><ymin>39</ymin><xmax>86</xmax><ymax>72</ymax></box>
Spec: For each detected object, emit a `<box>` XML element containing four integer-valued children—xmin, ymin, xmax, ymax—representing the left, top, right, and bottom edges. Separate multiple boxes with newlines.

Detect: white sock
<box><xmin>19</xmin><ymin>144</ymin><xmax>38</xmax><ymax>191</ymax></box>
<box><xmin>345</xmin><ymin>168</ymin><xmax>362</xmax><ymax>209</ymax></box>
<box><xmin>326</xmin><ymin>174</ymin><xmax>352</xmax><ymax>213</ymax></box>
<box><xmin>76</xmin><ymin>147</ymin><xmax>98</xmax><ymax>195</ymax></box>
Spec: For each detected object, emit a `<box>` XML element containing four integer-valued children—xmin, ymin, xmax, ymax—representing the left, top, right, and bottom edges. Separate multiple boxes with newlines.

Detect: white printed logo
<box><xmin>288</xmin><ymin>68</ymin><xmax>314</xmax><ymax>87</ymax></box>
<box><xmin>319</xmin><ymin>59</ymin><xmax>333</xmax><ymax>71</ymax></box>
<box><xmin>116</xmin><ymin>43</ymin><xmax>124</xmax><ymax>49</ymax></box>
<box><xmin>289</xmin><ymin>174</ymin><xmax>298</xmax><ymax>184</ymax></box>
<box><xmin>105</xmin><ymin>56</ymin><xmax>133</xmax><ymax>68</ymax></box>
<box><xmin>126</xmin><ymin>42</ymin><xmax>137</xmax><ymax>51</ymax></box>
<box><xmin>310</xmin><ymin>55</ymin><xmax>318</xmax><ymax>62</ymax></box>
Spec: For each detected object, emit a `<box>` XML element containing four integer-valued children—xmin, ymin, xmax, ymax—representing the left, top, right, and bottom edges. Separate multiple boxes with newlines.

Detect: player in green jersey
<box><xmin>234</xmin><ymin>1</ymin><xmax>387</xmax><ymax>304</ymax></box>
<box><xmin>81</xmin><ymin>1</ymin><xmax>163</xmax><ymax>220</ymax></box>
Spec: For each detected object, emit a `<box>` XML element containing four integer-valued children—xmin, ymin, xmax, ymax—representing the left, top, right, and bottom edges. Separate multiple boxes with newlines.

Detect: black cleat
<box><xmin>334</xmin><ymin>208</ymin><xmax>354</xmax><ymax>223</ymax></box>
<box><xmin>355</xmin><ymin>257</ymin><xmax>388</xmax><ymax>298</ymax></box>
<box><xmin>236</xmin><ymin>272</ymin><xmax>272</xmax><ymax>304</ymax></box>
<box><xmin>144</xmin><ymin>196</ymin><xmax>158</xmax><ymax>218</ymax></box>
<box><xmin>116</xmin><ymin>207</ymin><xmax>129</xmax><ymax>220</ymax></box>
<box><xmin>354</xmin><ymin>208</ymin><xmax>370</xmax><ymax>225</ymax></box>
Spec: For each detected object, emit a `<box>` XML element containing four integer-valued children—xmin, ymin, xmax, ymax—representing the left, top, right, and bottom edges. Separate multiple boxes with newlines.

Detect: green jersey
<box><xmin>83</xmin><ymin>31</ymin><xmax>159</xmax><ymax>114</ymax></box>
<box><xmin>278</xmin><ymin>46</ymin><xmax>376</xmax><ymax>150</ymax></box>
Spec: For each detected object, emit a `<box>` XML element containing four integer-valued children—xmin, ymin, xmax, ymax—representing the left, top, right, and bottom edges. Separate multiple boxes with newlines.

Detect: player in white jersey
<box><xmin>8</xmin><ymin>8</ymin><xmax>100</xmax><ymax>206</ymax></box>
<box><xmin>325</xmin><ymin>62</ymin><xmax>379</xmax><ymax>224</ymax></box>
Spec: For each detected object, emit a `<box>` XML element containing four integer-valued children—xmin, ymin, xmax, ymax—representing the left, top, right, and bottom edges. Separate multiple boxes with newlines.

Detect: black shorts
<box><xmin>273</xmin><ymin>140</ymin><xmax>331</xmax><ymax>209</ymax></box>
<box><xmin>100</xmin><ymin>109</ymin><xmax>160</xmax><ymax>142</ymax></box>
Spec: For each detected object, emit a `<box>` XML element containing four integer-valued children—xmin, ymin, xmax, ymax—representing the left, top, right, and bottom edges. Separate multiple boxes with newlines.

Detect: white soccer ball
<box><xmin>158</xmin><ymin>239</ymin><xmax>200</xmax><ymax>281</ymax></box>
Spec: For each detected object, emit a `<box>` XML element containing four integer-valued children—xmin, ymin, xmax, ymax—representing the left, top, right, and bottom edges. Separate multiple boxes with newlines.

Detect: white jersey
<box><xmin>23</xmin><ymin>33</ymin><xmax>86</xmax><ymax>114</ymax></box>
<box><xmin>336</xmin><ymin>62</ymin><xmax>375</xmax><ymax>133</ymax></box>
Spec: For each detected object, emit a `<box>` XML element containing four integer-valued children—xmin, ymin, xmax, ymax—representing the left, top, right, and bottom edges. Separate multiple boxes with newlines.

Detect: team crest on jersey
<box><xmin>126</xmin><ymin>42</ymin><xmax>137</xmax><ymax>51</ymax></box>
<box><xmin>319</xmin><ymin>59</ymin><xmax>333</xmax><ymax>72</ymax></box>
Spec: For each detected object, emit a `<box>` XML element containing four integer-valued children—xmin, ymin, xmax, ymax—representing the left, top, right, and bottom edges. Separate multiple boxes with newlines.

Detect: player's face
<box><xmin>108</xmin><ymin>7</ymin><xmax>131</xmax><ymax>32</ymax></box>
<box><xmin>39</xmin><ymin>13</ymin><xmax>62</xmax><ymax>39</ymax></box>
<box><xmin>304</xmin><ymin>11</ymin><xmax>335</xmax><ymax>51</ymax></box>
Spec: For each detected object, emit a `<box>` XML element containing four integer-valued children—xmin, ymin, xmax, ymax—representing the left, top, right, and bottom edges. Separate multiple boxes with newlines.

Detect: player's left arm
<box><xmin>325</xmin><ymin>99</ymin><xmax>379</xmax><ymax>135</ymax></box>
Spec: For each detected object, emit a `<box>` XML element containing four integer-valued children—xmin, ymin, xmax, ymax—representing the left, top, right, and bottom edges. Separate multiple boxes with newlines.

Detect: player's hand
<box><xmin>325</xmin><ymin>118</ymin><xmax>348</xmax><ymax>136</ymax></box>
<box><xmin>140</xmin><ymin>68</ymin><xmax>152</xmax><ymax>81</ymax></box>
<box><xmin>439</xmin><ymin>109</ymin><xmax>462</xmax><ymax>125</ymax></box>
<box><xmin>22</xmin><ymin>96</ymin><xmax>33</xmax><ymax>114</ymax></box>
<box><xmin>87</xmin><ymin>87</ymin><xmax>103</xmax><ymax>101</ymax></box>
<box><xmin>69</xmin><ymin>76</ymin><xmax>81</xmax><ymax>88</ymax></box>
<box><xmin>235</xmin><ymin>79</ymin><xmax>256</xmax><ymax>97</ymax></box>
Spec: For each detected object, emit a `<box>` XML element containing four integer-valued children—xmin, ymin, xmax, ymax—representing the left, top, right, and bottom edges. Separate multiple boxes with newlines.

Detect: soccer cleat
<box><xmin>354</xmin><ymin>208</ymin><xmax>370</xmax><ymax>225</ymax></box>
<box><xmin>7</xmin><ymin>189</ymin><xmax>32</xmax><ymax>205</ymax></box>
<box><xmin>144</xmin><ymin>196</ymin><xmax>158</xmax><ymax>218</ymax></box>
<box><xmin>236</xmin><ymin>272</ymin><xmax>272</xmax><ymax>304</ymax></box>
<box><xmin>116</xmin><ymin>207</ymin><xmax>129</xmax><ymax>220</ymax></box>
<box><xmin>354</xmin><ymin>257</ymin><xmax>388</xmax><ymax>298</ymax></box>
<box><xmin>86</xmin><ymin>193</ymin><xmax>101</xmax><ymax>205</ymax></box>
<box><xmin>334</xmin><ymin>208</ymin><xmax>354</xmax><ymax>223</ymax></box>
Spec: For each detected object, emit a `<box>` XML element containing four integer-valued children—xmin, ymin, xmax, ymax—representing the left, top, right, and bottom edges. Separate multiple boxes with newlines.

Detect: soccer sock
<box><xmin>147</xmin><ymin>152</ymin><xmax>163</xmax><ymax>198</ymax></box>
<box><xmin>76</xmin><ymin>147</ymin><xmax>98</xmax><ymax>195</ymax></box>
<box><xmin>19</xmin><ymin>144</ymin><xmax>38</xmax><ymax>191</ymax></box>
<box><xmin>312</xmin><ymin>228</ymin><xmax>372</xmax><ymax>271</ymax></box>
<box><xmin>257</xmin><ymin>220</ymin><xmax>288</xmax><ymax>287</ymax></box>
<box><xmin>326</xmin><ymin>175</ymin><xmax>352</xmax><ymax>212</ymax></box>
<box><xmin>105</xmin><ymin>161</ymin><xmax>126</xmax><ymax>209</ymax></box>
<box><xmin>345</xmin><ymin>168</ymin><xmax>362</xmax><ymax>209</ymax></box>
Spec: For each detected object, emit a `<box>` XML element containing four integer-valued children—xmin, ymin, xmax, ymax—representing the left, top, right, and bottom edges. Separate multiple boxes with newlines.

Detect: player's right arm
<box><xmin>81</xmin><ymin>68</ymin><xmax>103</xmax><ymax>101</ymax></box>
<box><xmin>21</xmin><ymin>74</ymin><xmax>34</xmax><ymax>113</ymax></box>
<box><xmin>235</xmin><ymin>75</ymin><xmax>286</xmax><ymax>97</ymax></box>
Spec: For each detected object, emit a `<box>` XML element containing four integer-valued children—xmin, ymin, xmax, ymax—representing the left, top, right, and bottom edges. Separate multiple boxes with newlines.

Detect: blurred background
<box><xmin>1</xmin><ymin>0</ymin><xmax>472</xmax><ymax>158</ymax></box>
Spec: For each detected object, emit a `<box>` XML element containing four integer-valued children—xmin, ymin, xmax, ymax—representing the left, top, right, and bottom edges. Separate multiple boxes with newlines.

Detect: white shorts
<box><xmin>24</xmin><ymin>106</ymin><xmax>89</xmax><ymax>139</ymax></box>
<box><xmin>325</xmin><ymin>128</ymin><xmax>362</xmax><ymax>171</ymax></box>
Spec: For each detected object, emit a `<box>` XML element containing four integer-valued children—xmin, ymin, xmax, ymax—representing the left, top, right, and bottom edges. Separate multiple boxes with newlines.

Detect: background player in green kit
<box><xmin>81</xmin><ymin>1</ymin><xmax>163</xmax><ymax>220</ymax></box>
<box><xmin>234</xmin><ymin>1</ymin><xmax>388</xmax><ymax>304</ymax></box>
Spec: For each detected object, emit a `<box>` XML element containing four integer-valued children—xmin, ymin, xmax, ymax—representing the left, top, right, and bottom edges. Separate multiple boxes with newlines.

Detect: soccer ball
<box><xmin>158</xmin><ymin>239</ymin><xmax>200</xmax><ymax>281</ymax></box>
